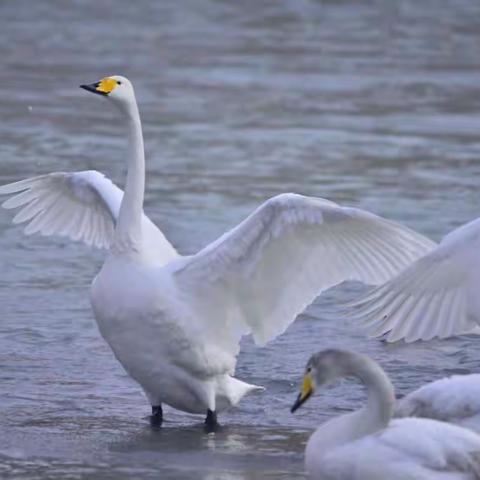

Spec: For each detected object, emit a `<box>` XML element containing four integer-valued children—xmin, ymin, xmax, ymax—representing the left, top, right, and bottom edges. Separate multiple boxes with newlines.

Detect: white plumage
<box><xmin>174</xmin><ymin>193</ymin><xmax>436</xmax><ymax>346</ymax></box>
<box><xmin>0</xmin><ymin>170</ymin><xmax>176</xmax><ymax>263</ymax></box>
<box><xmin>396</xmin><ymin>374</ymin><xmax>480</xmax><ymax>433</ymax></box>
<box><xmin>292</xmin><ymin>349</ymin><xmax>480</xmax><ymax>480</ymax></box>
<box><xmin>347</xmin><ymin>217</ymin><xmax>480</xmax><ymax>342</ymax></box>
<box><xmin>315</xmin><ymin>418</ymin><xmax>480</xmax><ymax>480</ymax></box>
<box><xmin>0</xmin><ymin>75</ymin><xmax>435</xmax><ymax>422</ymax></box>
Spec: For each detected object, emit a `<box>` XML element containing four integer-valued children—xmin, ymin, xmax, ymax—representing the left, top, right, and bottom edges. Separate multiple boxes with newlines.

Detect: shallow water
<box><xmin>1</xmin><ymin>0</ymin><xmax>480</xmax><ymax>478</ymax></box>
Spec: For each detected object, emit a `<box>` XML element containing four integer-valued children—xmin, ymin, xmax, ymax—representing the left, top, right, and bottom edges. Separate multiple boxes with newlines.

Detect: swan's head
<box><xmin>291</xmin><ymin>349</ymin><xmax>354</xmax><ymax>413</ymax></box>
<box><xmin>80</xmin><ymin>75</ymin><xmax>135</xmax><ymax>113</ymax></box>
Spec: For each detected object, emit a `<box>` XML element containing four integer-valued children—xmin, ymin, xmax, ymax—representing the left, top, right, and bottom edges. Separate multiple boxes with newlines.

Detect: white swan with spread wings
<box><xmin>0</xmin><ymin>75</ymin><xmax>435</xmax><ymax>426</ymax></box>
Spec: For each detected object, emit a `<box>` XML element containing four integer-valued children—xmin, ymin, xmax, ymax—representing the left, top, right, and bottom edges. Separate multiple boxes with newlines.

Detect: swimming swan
<box><xmin>396</xmin><ymin>373</ymin><xmax>480</xmax><ymax>433</ymax></box>
<box><xmin>291</xmin><ymin>349</ymin><xmax>480</xmax><ymax>479</ymax></box>
<box><xmin>0</xmin><ymin>76</ymin><xmax>434</xmax><ymax>426</ymax></box>
<box><xmin>348</xmin><ymin>217</ymin><xmax>480</xmax><ymax>342</ymax></box>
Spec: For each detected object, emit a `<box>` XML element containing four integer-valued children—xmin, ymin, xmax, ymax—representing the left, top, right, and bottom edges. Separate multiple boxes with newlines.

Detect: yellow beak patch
<box><xmin>96</xmin><ymin>77</ymin><xmax>118</xmax><ymax>94</ymax></box>
<box><xmin>291</xmin><ymin>373</ymin><xmax>313</xmax><ymax>412</ymax></box>
<box><xmin>300</xmin><ymin>374</ymin><xmax>313</xmax><ymax>401</ymax></box>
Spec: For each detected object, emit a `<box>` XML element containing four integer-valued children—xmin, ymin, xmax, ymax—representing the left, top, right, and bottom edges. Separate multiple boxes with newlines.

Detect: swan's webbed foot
<box><xmin>150</xmin><ymin>404</ymin><xmax>163</xmax><ymax>427</ymax></box>
<box><xmin>204</xmin><ymin>409</ymin><xmax>219</xmax><ymax>432</ymax></box>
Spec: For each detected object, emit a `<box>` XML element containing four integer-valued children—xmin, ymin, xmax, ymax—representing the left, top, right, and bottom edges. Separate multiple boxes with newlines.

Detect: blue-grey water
<box><xmin>1</xmin><ymin>0</ymin><xmax>480</xmax><ymax>478</ymax></box>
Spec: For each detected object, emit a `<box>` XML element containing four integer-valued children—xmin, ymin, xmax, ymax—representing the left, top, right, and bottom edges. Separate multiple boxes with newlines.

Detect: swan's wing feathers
<box><xmin>383</xmin><ymin>419</ymin><xmax>480</xmax><ymax>476</ymax></box>
<box><xmin>174</xmin><ymin>193</ymin><xmax>435</xmax><ymax>345</ymax></box>
<box><xmin>348</xmin><ymin>219</ymin><xmax>480</xmax><ymax>342</ymax></box>
<box><xmin>395</xmin><ymin>374</ymin><xmax>480</xmax><ymax>424</ymax></box>
<box><xmin>320</xmin><ymin>418</ymin><xmax>480</xmax><ymax>478</ymax></box>
<box><xmin>0</xmin><ymin>171</ymin><xmax>122</xmax><ymax>249</ymax></box>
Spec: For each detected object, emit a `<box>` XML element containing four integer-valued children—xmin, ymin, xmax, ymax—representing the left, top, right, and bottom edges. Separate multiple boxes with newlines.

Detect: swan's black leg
<box><xmin>204</xmin><ymin>409</ymin><xmax>219</xmax><ymax>432</ymax></box>
<box><xmin>150</xmin><ymin>404</ymin><xmax>163</xmax><ymax>427</ymax></box>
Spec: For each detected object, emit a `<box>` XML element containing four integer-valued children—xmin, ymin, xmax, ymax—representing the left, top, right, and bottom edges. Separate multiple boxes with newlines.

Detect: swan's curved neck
<box><xmin>353</xmin><ymin>355</ymin><xmax>395</xmax><ymax>432</ymax></box>
<box><xmin>115</xmin><ymin>99</ymin><xmax>145</xmax><ymax>251</ymax></box>
<box><xmin>310</xmin><ymin>354</ymin><xmax>395</xmax><ymax>454</ymax></box>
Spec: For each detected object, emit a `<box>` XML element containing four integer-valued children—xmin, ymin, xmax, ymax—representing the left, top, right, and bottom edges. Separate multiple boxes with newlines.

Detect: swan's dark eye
<box><xmin>307</xmin><ymin>367</ymin><xmax>312</xmax><ymax>373</ymax></box>
<box><xmin>117</xmin><ymin>80</ymin><xmax>122</xmax><ymax>85</ymax></box>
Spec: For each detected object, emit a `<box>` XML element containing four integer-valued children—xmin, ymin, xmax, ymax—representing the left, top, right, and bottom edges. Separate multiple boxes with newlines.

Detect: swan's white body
<box><xmin>294</xmin><ymin>350</ymin><xmax>480</xmax><ymax>480</ymax></box>
<box><xmin>396</xmin><ymin>374</ymin><xmax>480</xmax><ymax>433</ymax></box>
<box><xmin>310</xmin><ymin>417</ymin><xmax>480</xmax><ymax>480</ymax></box>
<box><xmin>349</xmin><ymin>217</ymin><xmax>480</xmax><ymax>342</ymax></box>
<box><xmin>0</xmin><ymin>76</ymin><xmax>436</xmax><ymax>417</ymax></box>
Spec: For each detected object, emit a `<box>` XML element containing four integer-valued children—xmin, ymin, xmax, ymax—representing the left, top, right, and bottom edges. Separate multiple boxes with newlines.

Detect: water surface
<box><xmin>1</xmin><ymin>1</ymin><xmax>480</xmax><ymax>478</ymax></box>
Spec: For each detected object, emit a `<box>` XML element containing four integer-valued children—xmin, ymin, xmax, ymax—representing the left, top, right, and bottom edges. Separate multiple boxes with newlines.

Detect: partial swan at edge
<box><xmin>291</xmin><ymin>349</ymin><xmax>480</xmax><ymax>479</ymax></box>
<box><xmin>347</xmin><ymin>218</ymin><xmax>480</xmax><ymax>342</ymax></box>
<box><xmin>395</xmin><ymin>373</ymin><xmax>480</xmax><ymax>433</ymax></box>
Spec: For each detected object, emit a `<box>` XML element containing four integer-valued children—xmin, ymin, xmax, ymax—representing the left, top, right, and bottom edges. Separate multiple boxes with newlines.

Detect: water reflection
<box><xmin>109</xmin><ymin>424</ymin><xmax>307</xmax><ymax>479</ymax></box>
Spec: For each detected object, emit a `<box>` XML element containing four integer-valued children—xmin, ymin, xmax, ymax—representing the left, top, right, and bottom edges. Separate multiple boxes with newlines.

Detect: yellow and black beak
<box><xmin>80</xmin><ymin>77</ymin><xmax>118</xmax><ymax>96</ymax></box>
<box><xmin>291</xmin><ymin>374</ymin><xmax>313</xmax><ymax>413</ymax></box>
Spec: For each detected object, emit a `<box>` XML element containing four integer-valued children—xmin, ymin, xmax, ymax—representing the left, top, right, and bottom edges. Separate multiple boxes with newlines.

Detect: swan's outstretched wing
<box><xmin>347</xmin><ymin>217</ymin><xmax>480</xmax><ymax>342</ymax></box>
<box><xmin>0</xmin><ymin>171</ymin><xmax>120</xmax><ymax>249</ymax></box>
<box><xmin>0</xmin><ymin>170</ymin><xmax>178</xmax><ymax>261</ymax></box>
<box><xmin>173</xmin><ymin>193</ymin><xmax>436</xmax><ymax>346</ymax></box>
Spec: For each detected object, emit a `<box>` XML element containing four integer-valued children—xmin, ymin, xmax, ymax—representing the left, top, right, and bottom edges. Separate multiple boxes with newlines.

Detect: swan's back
<box><xmin>310</xmin><ymin>418</ymin><xmax>480</xmax><ymax>480</ymax></box>
<box><xmin>395</xmin><ymin>374</ymin><xmax>480</xmax><ymax>433</ymax></box>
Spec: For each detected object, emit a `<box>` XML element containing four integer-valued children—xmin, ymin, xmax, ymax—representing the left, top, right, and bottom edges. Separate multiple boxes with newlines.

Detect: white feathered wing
<box><xmin>347</xmin><ymin>217</ymin><xmax>480</xmax><ymax>342</ymax></box>
<box><xmin>172</xmin><ymin>193</ymin><xmax>436</xmax><ymax>348</ymax></box>
<box><xmin>0</xmin><ymin>170</ymin><xmax>177</xmax><ymax>262</ymax></box>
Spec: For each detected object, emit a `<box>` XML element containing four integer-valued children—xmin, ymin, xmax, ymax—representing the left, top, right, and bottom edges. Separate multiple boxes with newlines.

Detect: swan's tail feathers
<box><xmin>215</xmin><ymin>376</ymin><xmax>264</xmax><ymax>411</ymax></box>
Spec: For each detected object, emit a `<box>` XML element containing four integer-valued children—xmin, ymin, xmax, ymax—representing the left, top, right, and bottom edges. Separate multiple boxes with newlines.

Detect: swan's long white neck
<box><xmin>110</xmin><ymin>94</ymin><xmax>178</xmax><ymax>264</ymax></box>
<box><xmin>115</xmin><ymin>97</ymin><xmax>145</xmax><ymax>252</ymax></box>
<box><xmin>307</xmin><ymin>353</ymin><xmax>395</xmax><ymax>457</ymax></box>
<box><xmin>353</xmin><ymin>355</ymin><xmax>395</xmax><ymax>433</ymax></box>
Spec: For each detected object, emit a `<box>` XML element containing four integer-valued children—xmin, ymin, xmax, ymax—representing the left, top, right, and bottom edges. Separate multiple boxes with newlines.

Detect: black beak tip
<box><xmin>80</xmin><ymin>82</ymin><xmax>105</xmax><ymax>95</ymax></box>
<box><xmin>290</xmin><ymin>394</ymin><xmax>302</xmax><ymax>413</ymax></box>
<box><xmin>291</xmin><ymin>389</ymin><xmax>312</xmax><ymax>413</ymax></box>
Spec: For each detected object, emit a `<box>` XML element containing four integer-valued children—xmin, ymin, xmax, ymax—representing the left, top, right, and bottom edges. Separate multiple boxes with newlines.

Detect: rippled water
<box><xmin>1</xmin><ymin>0</ymin><xmax>480</xmax><ymax>478</ymax></box>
